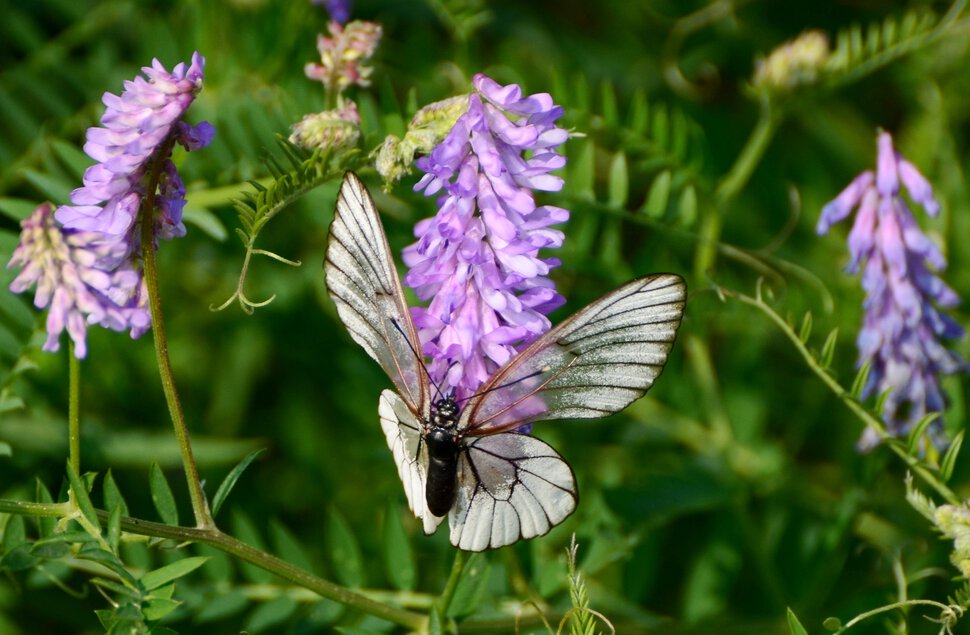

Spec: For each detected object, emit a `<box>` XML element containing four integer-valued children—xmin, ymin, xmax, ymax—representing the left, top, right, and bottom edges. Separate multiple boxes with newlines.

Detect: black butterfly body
<box><xmin>423</xmin><ymin>396</ymin><xmax>461</xmax><ymax>517</ymax></box>
<box><xmin>324</xmin><ymin>172</ymin><xmax>686</xmax><ymax>551</ymax></box>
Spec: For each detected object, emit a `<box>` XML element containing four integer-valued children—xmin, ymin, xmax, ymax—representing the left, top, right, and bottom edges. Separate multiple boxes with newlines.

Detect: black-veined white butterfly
<box><xmin>324</xmin><ymin>172</ymin><xmax>686</xmax><ymax>551</ymax></box>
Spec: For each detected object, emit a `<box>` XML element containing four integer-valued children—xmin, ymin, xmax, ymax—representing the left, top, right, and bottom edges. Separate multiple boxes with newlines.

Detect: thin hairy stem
<box><xmin>140</xmin><ymin>146</ymin><xmax>214</xmax><ymax>529</ymax></box>
<box><xmin>68</xmin><ymin>342</ymin><xmax>80</xmax><ymax>475</ymax></box>
<box><xmin>721</xmin><ymin>283</ymin><xmax>960</xmax><ymax>505</ymax></box>
<box><xmin>0</xmin><ymin>498</ymin><xmax>426</xmax><ymax>630</ymax></box>
<box><xmin>840</xmin><ymin>599</ymin><xmax>961</xmax><ymax>631</ymax></box>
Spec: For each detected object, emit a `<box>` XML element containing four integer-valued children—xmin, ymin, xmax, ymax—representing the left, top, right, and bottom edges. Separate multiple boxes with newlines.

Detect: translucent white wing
<box><xmin>325</xmin><ymin>172</ymin><xmax>428</xmax><ymax>415</ymax></box>
<box><xmin>378</xmin><ymin>389</ymin><xmax>444</xmax><ymax>535</ymax></box>
<box><xmin>449</xmin><ymin>433</ymin><xmax>576</xmax><ymax>551</ymax></box>
<box><xmin>459</xmin><ymin>274</ymin><xmax>686</xmax><ymax>434</ymax></box>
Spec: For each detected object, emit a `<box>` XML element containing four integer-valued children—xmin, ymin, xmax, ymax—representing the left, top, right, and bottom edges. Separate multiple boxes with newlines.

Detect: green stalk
<box><xmin>68</xmin><ymin>342</ymin><xmax>80</xmax><ymax>475</ymax></box>
<box><xmin>0</xmin><ymin>499</ymin><xmax>72</xmax><ymax>517</ymax></box>
<box><xmin>695</xmin><ymin>99</ymin><xmax>779</xmax><ymax>279</ymax></box>
<box><xmin>438</xmin><ymin>549</ymin><xmax>467</xmax><ymax>616</ymax></box>
<box><xmin>140</xmin><ymin>147</ymin><xmax>214</xmax><ymax>529</ymax></box>
<box><xmin>0</xmin><ymin>499</ymin><xmax>426</xmax><ymax>631</ymax></box>
<box><xmin>727</xmin><ymin>285</ymin><xmax>960</xmax><ymax>505</ymax></box>
<box><xmin>839</xmin><ymin>599</ymin><xmax>960</xmax><ymax>632</ymax></box>
<box><xmin>714</xmin><ymin>98</ymin><xmax>779</xmax><ymax>205</ymax></box>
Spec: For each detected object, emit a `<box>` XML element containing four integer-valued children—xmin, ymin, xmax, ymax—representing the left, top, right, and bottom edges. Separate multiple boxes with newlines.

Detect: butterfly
<box><xmin>324</xmin><ymin>172</ymin><xmax>686</xmax><ymax>551</ymax></box>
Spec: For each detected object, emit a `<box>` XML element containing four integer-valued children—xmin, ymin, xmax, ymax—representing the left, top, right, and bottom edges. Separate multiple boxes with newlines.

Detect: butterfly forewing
<box><xmin>325</xmin><ymin>173</ymin><xmax>429</xmax><ymax>415</ymax></box>
<box><xmin>379</xmin><ymin>390</ymin><xmax>444</xmax><ymax>534</ymax></box>
<box><xmin>459</xmin><ymin>274</ymin><xmax>686</xmax><ymax>434</ymax></box>
<box><xmin>449</xmin><ymin>433</ymin><xmax>576</xmax><ymax>551</ymax></box>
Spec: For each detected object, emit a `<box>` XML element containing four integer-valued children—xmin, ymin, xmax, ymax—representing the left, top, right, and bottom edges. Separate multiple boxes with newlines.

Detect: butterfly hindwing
<box><xmin>378</xmin><ymin>389</ymin><xmax>444</xmax><ymax>535</ymax></box>
<box><xmin>448</xmin><ymin>432</ymin><xmax>576</xmax><ymax>551</ymax></box>
<box><xmin>459</xmin><ymin>274</ymin><xmax>686</xmax><ymax>434</ymax></box>
<box><xmin>326</xmin><ymin>173</ymin><xmax>429</xmax><ymax>415</ymax></box>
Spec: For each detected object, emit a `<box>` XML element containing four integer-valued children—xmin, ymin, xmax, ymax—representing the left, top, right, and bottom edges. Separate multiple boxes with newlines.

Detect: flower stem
<box><xmin>839</xmin><ymin>599</ymin><xmax>959</xmax><ymax>632</ymax></box>
<box><xmin>695</xmin><ymin>99</ymin><xmax>779</xmax><ymax>279</ymax></box>
<box><xmin>140</xmin><ymin>148</ymin><xmax>214</xmax><ymax>529</ymax></box>
<box><xmin>714</xmin><ymin>98</ymin><xmax>779</xmax><ymax>205</ymax></box>
<box><xmin>0</xmin><ymin>498</ymin><xmax>426</xmax><ymax>631</ymax></box>
<box><xmin>0</xmin><ymin>499</ymin><xmax>72</xmax><ymax>517</ymax></box>
<box><xmin>67</xmin><ymin>342</ymin><xmax>80</xmax><ymax>475</ymax></box>
<box><xmin>438</xmin><ymin>549</ymin><xmax>467</xmax><ymax>616</ymax></box>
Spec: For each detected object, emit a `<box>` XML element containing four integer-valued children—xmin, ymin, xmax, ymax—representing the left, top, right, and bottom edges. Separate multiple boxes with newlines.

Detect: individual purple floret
<box><xmin>8</xmin><ymin>203</ymin><xmax>150</xmax><ymax>358</ymax></box>
<box><xmin>403</xmin><ymin>74</ymin><xmax>570</xmax><ymax>401</ymax></box>
<box><xmin>817</xmin><ymin>131</ymin><xmax>965</xmax><ymax>448</ymax></box>
<box><xmin>312</xmin><ymin>0</ymin><xmax>352</xmax><ymax>24</ymax></box>
<box><xmin>55</xmin><ymin>52</ymin><xmax>214</xmax><ymax>240</ymax></box>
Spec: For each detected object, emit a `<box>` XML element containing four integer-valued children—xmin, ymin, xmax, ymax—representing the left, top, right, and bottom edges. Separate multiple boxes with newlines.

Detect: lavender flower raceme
<box><xmin>818</xmin><ymin>131</ymin><xmax>965</xmax><ymax>448</ymax></box>
<box><xmin>55</xmin><ymin>52</ymin><xmax>214</xmax><ymax>240</ymax></box>
<box><xmin>9</xmin><ymin>53</ymin><xmax>213</xmax><ymax>358</ymax></box>
<box><xmin>403</xmin><ymin>74</ymin><xmax>570</xmax><ymax>401</ymax></box>
<box><xmin>8</xmin><ymin>203</ymin><xmax>150</xmax><ymax>358</ymax></box>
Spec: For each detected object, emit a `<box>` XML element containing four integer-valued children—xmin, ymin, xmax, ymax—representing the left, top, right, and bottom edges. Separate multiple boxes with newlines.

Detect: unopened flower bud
<box><xmin>753</xmin><ymin>30</ymin><xmax>829</xmax><ymax>93</ymax></box>
<box><xmin>289</xmin><ymin>102</ymin><xmax>361</xmax><ymax>152</ymax></box>
<box><xmin>375</xmin><ymin>95</ymin><xmax>469</xmax><ymax>188</ymax></box>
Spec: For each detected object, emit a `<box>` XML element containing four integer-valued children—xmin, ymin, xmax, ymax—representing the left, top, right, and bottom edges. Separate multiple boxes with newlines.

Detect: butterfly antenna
<box><xmin>389</xmin><ymin>317</ymin><xmax>447</xmax><ymax>403</ymax></box>
<box><xmin>456</xmin><ymin>366</ymin><xmax>551</xmax><ymax>404</ymax></box>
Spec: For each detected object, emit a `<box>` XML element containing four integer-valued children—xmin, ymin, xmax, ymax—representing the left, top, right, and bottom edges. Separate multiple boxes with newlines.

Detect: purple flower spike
<box><xmin>403</xmin><ymin>74</ymin><xmax>570</xmax><ymax>402</ymax></box>
<box><xmin>56</xmin><ymin>52</ymin><xmax>214</xmax><ymax>240</ymax></box>
<box><xmin>8</xmin><ymin>203</ymin><xmax>150</xmax><ymax>358</ymax></box>
<box><xmin>8</xmin><ymin>53</ymin><xmax>214</xmax><ymax>359</ymax></box>
<box><xmin>818</xmin><ymin>130</ymin><xmax>964</xmax><ymax>448</ymax></box>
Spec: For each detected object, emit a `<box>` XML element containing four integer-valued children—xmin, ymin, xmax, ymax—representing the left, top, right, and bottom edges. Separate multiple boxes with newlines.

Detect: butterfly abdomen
<box><xmin>425</xmin><ymin>427</ymin><xmax>459</xmax><ymax>517</ymax></box>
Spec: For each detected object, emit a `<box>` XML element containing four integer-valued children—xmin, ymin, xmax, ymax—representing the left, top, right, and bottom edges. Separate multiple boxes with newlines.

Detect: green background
<box><xmin>1</xmin><ymin>0</ymin><xmax>969</xmax><ymax>633</ymax></box>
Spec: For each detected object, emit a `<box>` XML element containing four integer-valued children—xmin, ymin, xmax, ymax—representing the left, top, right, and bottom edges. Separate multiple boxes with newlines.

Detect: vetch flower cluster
<box><xmin>403</xmin><ymin>74</ymin><xmax>570</xmax><ymax>400</ymax></box>
<box><xmin>818</xmin><ymin>131</ymin><xmax>965</xmax><ymax>448</ymax></box>
<box><xmin>56</xmin><ymin>52</ymin><xmax>214</xmax><ymax>240</ymax></box>
<box><xmin>293</xmin><ymin>11</ymin><xmax>377</xmax><ymax>153</ymax></box>
<box><xmin>8</xmin><ymin>52</ymin><xmax>213</xmax><ymax>358</ymax></box>
<box><xmin>933</xmin><ymin>503</ymin><xmax>970</xmax><ymax>578</ymax></box>
<box><xmin>8</xmin><ymin>203</ymin><xmax>150</xmax><ymax>358</ymax></box>
<box><xmin>304</xmin><ymin>19</ymin><xmax>382</xmax><ymax>95</ymax></box>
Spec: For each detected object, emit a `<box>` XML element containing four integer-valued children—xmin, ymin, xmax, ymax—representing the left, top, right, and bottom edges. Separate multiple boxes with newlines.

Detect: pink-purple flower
<box><xmin>304</xmin><ymin>20</ymin><xmax>381</xmax><ymax>95</ymax></box>
<box><xmin>8</xmin><ymin>52</ymin><xmax>213</xmax><ymax>358</ymax></box>
<box><xmin>818</xmin><ymin>131</ymin><xmax>965</xmax><ymax>448</ymax></box>
<box><xmin>55</xmin><ymin>52</ymin><xmax>214</xmax><ymax>239</ymax></box>
<box><xmin>8</xmin><ymin>203</ymin><xmax>149</xmax><ymax>358</ymax></box>
<box><xmin>403</xmin><ymin>74</ymin><xmax>570</xmax><ymax>401</ymax></box>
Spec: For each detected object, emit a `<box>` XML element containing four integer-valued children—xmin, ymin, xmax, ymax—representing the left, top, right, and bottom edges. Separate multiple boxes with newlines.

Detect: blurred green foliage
<box><xmin>1</xmin><ymin>0</ymin><xmax>969</xmax><ymax>633</ymax></box>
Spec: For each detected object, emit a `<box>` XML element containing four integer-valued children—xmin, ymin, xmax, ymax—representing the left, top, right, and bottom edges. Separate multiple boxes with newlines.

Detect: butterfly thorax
<box><xmin>430</xmin><ymin>396</ymin><xmax>459</xmax><ymax>428</ymax></box>
<box><xmin>425</xmin><ymin>396</ymin><xmax>461</xmax><ymax>517</ymax></box>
